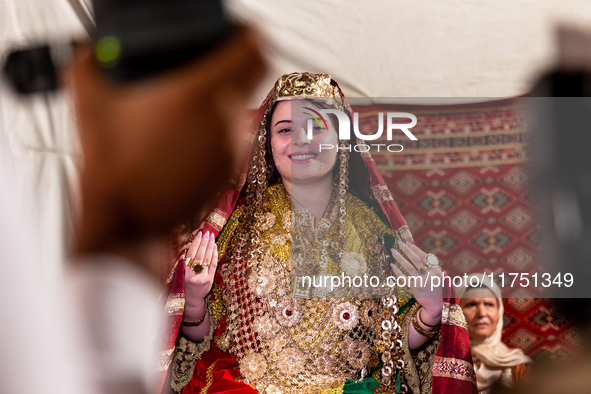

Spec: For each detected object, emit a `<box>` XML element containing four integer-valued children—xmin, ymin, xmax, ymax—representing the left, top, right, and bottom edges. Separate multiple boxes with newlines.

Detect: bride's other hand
<box><xmin>184</xmin><ymin>230</ymin><xmax>218</xmax><ymax>307</ymax></box>
<box><xmin>181</xmin><ymin>230</ymin><xmax>217</xmax><ymax>341</ymax></box>
<box><xmin>390</xmin><ymin>240</ymin><xmax>444</xmax><ymax>348</ymax></box>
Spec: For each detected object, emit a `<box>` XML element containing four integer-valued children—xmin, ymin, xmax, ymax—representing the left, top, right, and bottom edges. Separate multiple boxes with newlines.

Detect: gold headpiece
<box><xmin>268</xmin><ymin>73</ymin><xmax>347</xmax><ymax>112</ymax></box>
<box><xmin>275</xmin><ymin>73</ymin><xmax>339</xmax><ymax>99</ymax></box>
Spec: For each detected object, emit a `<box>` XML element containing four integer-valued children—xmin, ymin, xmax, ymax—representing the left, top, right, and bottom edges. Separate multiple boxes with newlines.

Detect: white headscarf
<box><xmin>456</xmin><ymin>274</ymin><xmax>532</xmax><ymax>392</ymax></box>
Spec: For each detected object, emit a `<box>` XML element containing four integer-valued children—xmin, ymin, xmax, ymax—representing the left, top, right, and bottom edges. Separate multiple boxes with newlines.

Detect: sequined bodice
<box><xmin>215</xmin><ymin>184</ymin><xmax>406</xmax><ymax>393</ymax></box>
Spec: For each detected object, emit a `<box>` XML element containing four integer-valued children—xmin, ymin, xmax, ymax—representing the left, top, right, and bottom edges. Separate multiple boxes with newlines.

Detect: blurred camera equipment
<box><xmin>2</xmin><ymin>0</ymin><xmax>235</xmax><ymax>94</ymax></box>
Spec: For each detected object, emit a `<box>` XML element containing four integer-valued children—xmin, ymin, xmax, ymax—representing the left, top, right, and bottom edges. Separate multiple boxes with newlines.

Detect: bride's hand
<box><xmin>184</xmin><ymin>230</ymin><xmax>218</xmax><ymax>307</ymax></box>
<box><xmin>390</xmin><ymin>240</ymin><xmax>444</xmax><ymax>327</ymax></box>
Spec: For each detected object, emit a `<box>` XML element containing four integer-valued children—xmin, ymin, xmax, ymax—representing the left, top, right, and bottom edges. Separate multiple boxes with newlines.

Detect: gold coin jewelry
<box><xmin>191</xmin><ymin>262</ymin><xmax>204</xmax><ymax>275</ymax></box>
<box><xmin>423</xmin><ymin>253</ymin><xmax>440</xmax><ymax>268</ymax></box>
<box><xmin>418</xmin><ymin>266</ymin><xmax>428</xmax><ymax>275</ymax></box>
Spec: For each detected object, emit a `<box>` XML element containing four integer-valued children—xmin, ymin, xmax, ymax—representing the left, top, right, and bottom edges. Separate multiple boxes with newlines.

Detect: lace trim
<box><xmin>412</xmin><ymin>334</ymin><xmax>441</xmax><ymax>393</ymax></box>
<box><xmin>401</xmin><ymin>302</ymin><xmax>441</xmax><ymax>394</ymax></box>
<box><xmin>171</xmin><ymin>300</ymin><xmax>218</xmax><ymax>393</ymax></box>
<box><xmin>400</xmin><ymin>302</ymin><xmax>421</xmax><ymax>394</ymax></box>
<box><xmin>171</xmin><ymin>336</ymin><xmax>198</xmax><ymax>393</ymax></box>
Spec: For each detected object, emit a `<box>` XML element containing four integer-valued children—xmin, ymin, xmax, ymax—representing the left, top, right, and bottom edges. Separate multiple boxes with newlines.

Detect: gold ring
<box><xmin>418</xmin><ymin>266</ymin><xmax>428</xmax><ymax>275</ymax></box>
<box><xmin>423</xmin><ymin>253</ymin><xmax>440</xmax><ymax>268</ymax></box>
<box><xmin>191</xmin><ymin>262</ymin><xmax>204</xmax><ymax>275</ymax></box>
<box><xmin>185</xmin><ymin>257</ymin><xmax>194</xmax><ymax>267</ymax></box>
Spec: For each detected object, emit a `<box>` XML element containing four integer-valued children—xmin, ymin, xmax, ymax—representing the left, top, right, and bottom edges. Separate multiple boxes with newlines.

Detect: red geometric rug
<box><xmin>353</xmin><ymin>99</ymin><xmax>579</xmax><ymax>363</ymax></box>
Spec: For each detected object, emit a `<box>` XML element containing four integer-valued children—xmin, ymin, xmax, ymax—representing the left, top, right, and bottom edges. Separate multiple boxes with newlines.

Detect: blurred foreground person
<box><xmin>508</xmin><ymin>29</ymin><xmax>591</xmax><ymax>394</ymax></box>
<box><xmin>504</xmin><ymin>351</ymin><xmax>591</xmax><ymax>394</ymax></box>
<box><xmin>457</xmin><ymin>275</ymin><xmax>532</xmax><ymax>394</ymax></box>
<box><xmin>66</xmin><ymin>26</ymin><xmax>266</xmax><ymax>394</ymax></box>
<box><xmin>159</xmin><ymin>73</ymin><xmax>477</xmax><ymax>394</ymax></box>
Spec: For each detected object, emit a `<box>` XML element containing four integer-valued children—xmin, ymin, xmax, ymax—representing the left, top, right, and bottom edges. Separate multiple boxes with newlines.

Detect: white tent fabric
<box><xmin>227</xmin><ymin>0</ymin><xmax>591</xmax><ymax>103</ymax></box>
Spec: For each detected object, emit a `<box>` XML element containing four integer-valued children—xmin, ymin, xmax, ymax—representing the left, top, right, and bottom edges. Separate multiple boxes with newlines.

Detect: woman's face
<box><xmin>460</xmin><ymin>288</ymin><xmax>500</xmax><ymax>342</ymax></box>
<box><xmin>269</xmin><ymin>100</ymin><xmax>339</xmax><ymax>186</ymax></box>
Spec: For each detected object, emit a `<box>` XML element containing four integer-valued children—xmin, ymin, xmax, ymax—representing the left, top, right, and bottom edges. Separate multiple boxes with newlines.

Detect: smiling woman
<box><xmin>458</xmin><ymin>275</ymin><xmax>533</xmax><ymax>394</ymax></box>
<box><xmin>268</xmin><ymin>99</ymin><xmax>340</xmax><ymax>226</ymax></box>
<box><xmin>157</xmin><ymin>73</ymin><xmax>477</xmax><ymax>394</ymax></box>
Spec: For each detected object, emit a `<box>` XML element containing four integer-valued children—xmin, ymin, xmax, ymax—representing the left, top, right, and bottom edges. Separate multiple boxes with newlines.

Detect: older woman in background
<box><xmin>457</xmin><ymin>275</ymin><xmax>532</xmax><ymax>394</ymax></box>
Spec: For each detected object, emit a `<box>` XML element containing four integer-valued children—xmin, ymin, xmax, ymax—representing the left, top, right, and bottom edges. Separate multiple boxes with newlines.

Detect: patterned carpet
<box><xmin>353</xmin><ymin>99</ymin><xmax>579</xmax><ymax>363</ymax></box>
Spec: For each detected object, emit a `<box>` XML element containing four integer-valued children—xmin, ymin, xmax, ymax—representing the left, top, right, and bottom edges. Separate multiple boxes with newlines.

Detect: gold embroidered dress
<box><xmin>157</xmin><ymin>73</ymin><xmax>477</xmax><ymax>394</ymax></box>
<box><xmin>170</xmin><ymin>183</ymin><xmax>441</xmax><ymax>394</ymax></box>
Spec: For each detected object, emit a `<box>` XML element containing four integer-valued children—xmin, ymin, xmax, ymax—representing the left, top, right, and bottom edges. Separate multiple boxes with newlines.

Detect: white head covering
<box><xmin>456</xmin><ymin>274</ymin><xmax>532</xmax><ymax>392</ymax></box>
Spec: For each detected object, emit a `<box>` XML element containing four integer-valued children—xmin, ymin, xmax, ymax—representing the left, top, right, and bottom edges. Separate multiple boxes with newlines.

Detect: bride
<box><xmin>157</xmin><ymin>73</ymin><xmax>477</xmax><ymax>394</ymax></box>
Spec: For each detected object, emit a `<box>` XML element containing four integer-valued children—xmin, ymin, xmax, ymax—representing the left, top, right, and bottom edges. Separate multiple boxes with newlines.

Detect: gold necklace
<box><xmin>283</xmin><ymin>185</ymin><xmax>337</xmax><ymax>245</ymax></box>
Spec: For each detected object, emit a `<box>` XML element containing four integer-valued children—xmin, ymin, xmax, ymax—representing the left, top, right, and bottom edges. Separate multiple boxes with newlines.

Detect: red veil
<box><xmin>156</xmin><ymin>73</ymin><xmax>476</xmax><ymax>394</ymax></box>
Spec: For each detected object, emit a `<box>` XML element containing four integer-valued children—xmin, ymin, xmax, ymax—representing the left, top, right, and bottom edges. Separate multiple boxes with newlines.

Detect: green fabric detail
<box><xmin>382</xmin><ymin>232</ymin><xmax>396</xmax><ymax>255</ymax></box>
<box><xmin>342</xmin><ymin>377</ymin><xmax>379</xmax><ymax>393</ymax></box>
<box><xmin>398</xmin><ymin>297</ymin><xmax>416</xmax><ymax>317</ymax></box>
<box><xmin>343</xmin><ymin>359</ymin><xmax>408</xmax><ymax>394</ymax></box>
